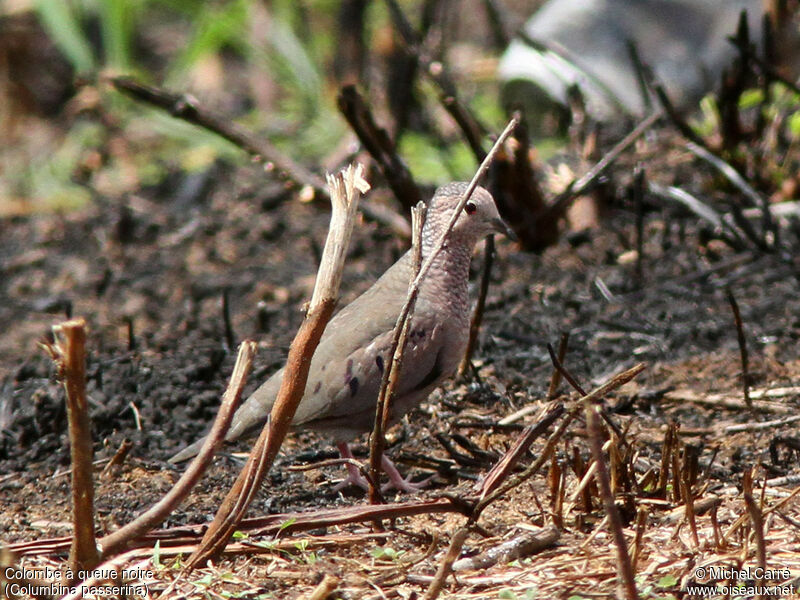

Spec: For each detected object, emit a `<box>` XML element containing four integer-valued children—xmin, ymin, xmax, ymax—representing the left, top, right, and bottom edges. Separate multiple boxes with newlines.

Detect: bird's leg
<box><xmin>380</xmin><ymin>454</ymin><xmax>435</xmax><ymax>493</ymax></box>
<box><xmin>331</xmin><ymin>443</ymin><xmax>433</xmax><ymax>493</ymax></box>
<box><xmin>332</xmin><ymin>442</ymin><xmax>371</xmax><ymax>492</ymax></box>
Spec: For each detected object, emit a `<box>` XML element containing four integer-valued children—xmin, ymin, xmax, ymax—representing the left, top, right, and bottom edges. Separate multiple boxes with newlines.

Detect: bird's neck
<box><xmin>417</xmin><ymin>236</ymin><xmax>473</xmax><ymax>312</ymax></box>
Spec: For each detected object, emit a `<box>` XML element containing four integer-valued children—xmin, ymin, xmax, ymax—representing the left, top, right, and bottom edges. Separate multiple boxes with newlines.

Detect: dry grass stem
<box><xmin>369</xmin><ymin>201</ymin><xmax>426</xmax><ymax>503</ymax></box>
<box><xmin>422</xmin><ymin>526</ymin><xmax>470</xmax><ymax>600</ymax></box>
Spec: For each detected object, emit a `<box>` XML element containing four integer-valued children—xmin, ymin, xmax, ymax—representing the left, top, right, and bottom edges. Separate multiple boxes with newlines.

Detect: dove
<box><xmin>170</xmin><ymin>182</ymin><xmax>515</xmax><ymax>491</ymax></box>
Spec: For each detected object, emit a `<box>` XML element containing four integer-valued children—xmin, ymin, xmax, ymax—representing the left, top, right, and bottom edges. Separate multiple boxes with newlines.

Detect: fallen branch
<box><xmin>452</xmin><ymin>526</ymin><xmax>560</xmax><ymax>571</ymax></box>
<box><xmin>110</xmin><ymin>76</ymin><xmax>402</xmax><ymax>234</ymax></box>
<box><xmin>9</xmin><ymin>498</ymin><xmax>468</xmax><ymax>557</ymax></box>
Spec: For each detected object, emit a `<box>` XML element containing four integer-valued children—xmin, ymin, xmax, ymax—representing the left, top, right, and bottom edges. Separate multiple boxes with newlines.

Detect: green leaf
<box><xmin>656</xmin><ymin>574</ymin><xmax>679</xmax><ymax>588</ymax></box>
<box><xmin>35</xmin><ymin>0</ymin><xmax>96</xmax><ymax>73</ymax></box>
<box><xmin>98</xmin><ymin>0</ymin><xmax>134</xmax><ymax>69</ymax></box>
<box><xmin>278</xmin><ymin>517</ymin><xmax>297</xmax><ymax>533</ymax></box>
<box><xmin>738</xmin><ymin>88</ymin><xmax>765</xmax><ymax>110</ymax></box>
<box><xmin>788</xmin><ymin>112</ymin><xmax>800</xmax><ymax>139</ymax></box>
<box><xmin>193</xmin><ymin>574</ymin><xmax>214</xmax><ymax>586</ymax></box>
<box><xmin>152</xmin><ymin>540</ymin><xmax>161</xmax><ymax>568</ymax></box>
<box><xmin>169</xmin><ymin>0</ymin><xmax>250</xmax><ymax>78</ymax></box>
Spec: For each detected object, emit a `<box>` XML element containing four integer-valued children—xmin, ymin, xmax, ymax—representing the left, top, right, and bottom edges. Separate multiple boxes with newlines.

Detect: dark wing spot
<box><xmin>344</xmin><ymin>358</ymin><xmax>353</xmax><ymax>382</ymax></box>
<box><xmin>411</xmin><ymin>347</ymin><xmax>444</xmax><ymax>392</ymax></box>
<box><xmin>375</xmin><ymin>355</ymin><xmax>384</xmax><ymax>373</ymax></box>
<box><xmin>349</xmin><ymin>376</ymin><xmax>359</xmax><ymax>397</ymax></box>
<box><xmin>313</xmin><ymin>381</ymin><xmax>322</xmax><ymax>394</ymax></box>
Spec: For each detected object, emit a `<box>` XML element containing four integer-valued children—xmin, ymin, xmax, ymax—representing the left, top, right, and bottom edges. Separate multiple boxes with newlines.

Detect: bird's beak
<box><xmin>491</xmin><ymin>217</ymin><xmax>518</xmax><ymax>242</ymax></box>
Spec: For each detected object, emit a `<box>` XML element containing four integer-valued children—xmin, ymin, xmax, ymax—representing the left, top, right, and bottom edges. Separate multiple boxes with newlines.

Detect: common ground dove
<box><xmin>170</xmin><ymin>182</ymin><xmax>514</xmax><ymax>491</ymax></box>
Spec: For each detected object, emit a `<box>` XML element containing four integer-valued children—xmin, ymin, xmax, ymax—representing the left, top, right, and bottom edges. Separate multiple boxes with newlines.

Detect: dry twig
<box><xmin>111</xmin><ymin>76</ymin><xmax>325</xmax><ymax>195</ymax></box>
<box><xmin>726</xmin><ymin>288</ymin><xmax>752</xmax><ymax>409</ymax></box>
<box><xmin>337</xmin><ymin>85</ymin><xmax>421</xmax><ymax>212</ymax></box>
<box><xmin>369</xmin><ymin>202</ymin><xmax>426</xmax><ymax>502</ymax></box>
<box><xmin>422</xmin><ymin>526</ymin><xmax>469</xmax><ymax>600</ymax></box>
<box><xmin>367</xmin><ymin>116</ymin><xmax>519</xmax><ymax>505</ymax></box>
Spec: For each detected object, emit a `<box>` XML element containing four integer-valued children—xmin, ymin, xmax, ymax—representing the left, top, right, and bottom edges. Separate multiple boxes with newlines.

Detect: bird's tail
<box><xmin>168</xmin><ymin>367</ymin><xmax>283</xmax><ymax>464</ymax></box>
<box><xmin>168</xmin><ymin>436</ymin><xmax>206</xmax><ymax>463</ymax></box>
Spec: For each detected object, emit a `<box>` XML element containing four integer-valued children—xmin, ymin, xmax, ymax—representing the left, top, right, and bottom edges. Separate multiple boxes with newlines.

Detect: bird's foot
<box><xmin>332</xmin><ymin>442</ymin><xmax>433</xmax><ymax>493</ymax></box>
<box><xmin>331</xmin><ymin>460</ymin><xmax>372</xmax><ymax>493</ymax></box>
<box><xmin>379</xmin><ymin>454</ymin><xmax>434</xmax><ymax>493</ymax></box>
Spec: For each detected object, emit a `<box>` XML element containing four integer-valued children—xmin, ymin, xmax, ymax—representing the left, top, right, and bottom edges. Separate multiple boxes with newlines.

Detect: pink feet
<box><xmin>332</xmin><ymin>443</ymin><xmax>433</xmax><ymax>493</ymax></box>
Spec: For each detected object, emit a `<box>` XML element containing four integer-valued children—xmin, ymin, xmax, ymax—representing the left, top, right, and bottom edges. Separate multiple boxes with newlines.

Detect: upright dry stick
<box><xmin>368</xmin><ymin>201</ymin><xmax>426</xmax><ymax>502</ymax></box>
<box><xmin>422</xmin><ymin>526</ymin><xmax>470</xmax><ymax>600</ymax></box>
<box><xmin>458</xmin><ymin>234</ymin><xmax>494</xmax><ymax>377</ymax></box>
<box><xmin>187</xmin><ymin>164</ymin><xmax>368</xmax><ymax>568</ymax></box>
<box><xmin>585</xmin><ymin>401</ymin><xmax>637</xmax><ymax>600</ymax></box>
<box><xmin>44</xmin><ymin>319</ymin><xmax>100</xmax><ymax>573</ymax></box>
<box><xmin>366</xmin><ymin>116</ymin><xmax>519</xmax><ymax>503</ymax></box>
<box><xmin>726</xmin><ymin>288</ymin><xmax>752</xmax><ymax>409</ymax></box>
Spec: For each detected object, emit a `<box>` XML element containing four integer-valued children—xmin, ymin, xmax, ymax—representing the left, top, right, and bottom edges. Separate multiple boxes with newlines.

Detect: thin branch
<box><xmin>369</xmin><ymin>202</ymin><xmax>426</xmax><ymax>502</ymax></box>
<box><xmin>365</xmin><ymin>117</ymin><xmax>518</xmax><ymax>507</ymax></box>
<box><xmin>382</xmin><ymin>0</ymin><xmax>488</xmax><ymax>158</ymax></box>
<box><xmin>476</xmin><ymin>403</ymin><xmax>565</xmax><ymax>500</ymax></box>
<box><xmin>546</xmin><ymin>332</ymin><xmax>570</xmax><ymax>400</ymax></box>
<box><xmin>742</xmin><ymin>468</ymin><xmax>767</xmax><ymax>590</ymax></box>
<box><xmin>110</xmin><ymin>76</ymin><xmax>326</xmax><ymax>195</ymax></box>
<box><xmin>475</xmin><ymin>363</ymin><xmax>645</xmax><ymax>515</ymax></box>
<box><xmin>726</xmin><ymin>288</ymin><xmax>752</xmax><ymax>409</ymax></box>
<box><xmin>551</xmin><ymin>110</ymin><xmax>664</xmax><ymax>211</ymax></box>
<box><xmin>110</xmin><ymin>76</ymin><xmax>401</xmax><ymax>234</ymax></box>
<box><xmin>337</xmin><ymin>85</ymin><xmax>421</xmax><ymax>212</ymax></box>
<box><xmin>458</xmin><ymin>235</ymin><xmax>494</xmax><ymax>377</ymax></box>
<box><xmin>422</xmin><ymin>526</ymin><xmax>470</xmax><ymax>600</ymax></box>
<box><xmin>585</xmin><ymin>400</ymin><xmax>637</xmax><ymax>600</ymax></box>
<box><xmin>11</xmin><ymin>498</ymin><xmax>469</xmax><ymax>557</ymax></box>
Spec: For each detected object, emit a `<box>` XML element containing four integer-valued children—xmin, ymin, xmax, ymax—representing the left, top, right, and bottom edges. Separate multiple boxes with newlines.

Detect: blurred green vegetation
<box><xmin>3</xmin><ymin>0</ymin><xmax>506</xmax><ymax>214</ymax></box>
<box><xmin>689</xmin><ymin>81</ymin><xmax>800</xmax><ymax>189</ymax></box>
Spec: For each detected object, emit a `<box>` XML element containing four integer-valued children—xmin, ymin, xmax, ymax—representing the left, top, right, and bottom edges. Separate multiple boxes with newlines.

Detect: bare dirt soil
<box><xmin>3</xmin><ymin>123</ymin><xmax>800</xmax><ymax>599</ymax></box>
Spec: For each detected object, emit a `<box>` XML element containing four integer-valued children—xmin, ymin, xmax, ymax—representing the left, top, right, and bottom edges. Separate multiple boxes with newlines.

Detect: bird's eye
<box><xmin>465</xmin><ymin>201</ymin><xmax>477</xmax><ymax>215</ymax></box>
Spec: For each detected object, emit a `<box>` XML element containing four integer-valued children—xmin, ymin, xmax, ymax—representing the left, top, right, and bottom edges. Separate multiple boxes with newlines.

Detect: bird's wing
<box><xmin>295</xmin><ymin>310</ymin><xmax>448</xmax><ymax>426</ymax></box>
<box><xmin>169</xmin><ymin>252</ymin><xmax>417</xmax><ymax>462</ymax></box>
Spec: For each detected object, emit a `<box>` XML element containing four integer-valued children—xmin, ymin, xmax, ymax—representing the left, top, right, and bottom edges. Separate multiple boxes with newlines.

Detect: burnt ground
<box><xmin>3</xmin><ymin>128</ymin><xmax>800</xmax><ymax>598</ymax></box>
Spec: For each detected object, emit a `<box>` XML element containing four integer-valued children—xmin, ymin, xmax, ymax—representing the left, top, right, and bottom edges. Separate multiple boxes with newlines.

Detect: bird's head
<box><xmin>425</xmin><ymin>182</ymin><xmax>516</xmax><ymax>247</ymax></box>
